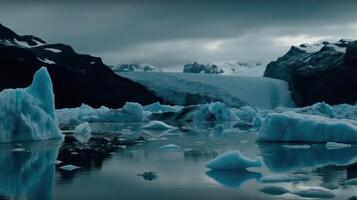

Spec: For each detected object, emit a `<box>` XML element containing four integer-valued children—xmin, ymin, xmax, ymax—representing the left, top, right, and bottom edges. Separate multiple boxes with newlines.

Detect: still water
<box><xmin>1</xmin><ymin>125</ymin><xmax>357</xmax><ymax>200</ymax></box>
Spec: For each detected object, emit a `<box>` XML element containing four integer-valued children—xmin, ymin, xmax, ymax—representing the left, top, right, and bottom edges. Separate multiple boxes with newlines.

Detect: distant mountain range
<box><xmin>0</xmin><ymin>23</ymin><xmax>161</xmax><ymax>108</ymax></box>
<box><xmin>111</xmin><ymin>61</ymin><xmax>265</xmax><ymax>76</ymax></box>
<box><xmin>110</xmin><ymin>63</ymin><xmax>163</xmax><ymax>72</ymax></box>
<box><xmin>264</xmin><ymin>39</ymin><xmax>357</xmax><ymax>106</ymax></box>
<box><xmin>183</xmin><ymin>61</ymin><xmax>265</xmax><ymax>76</ymax></box>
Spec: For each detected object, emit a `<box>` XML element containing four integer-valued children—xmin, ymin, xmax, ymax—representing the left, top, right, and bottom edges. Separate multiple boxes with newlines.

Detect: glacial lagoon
<box><xmin>1</xmin><ymin>123</ymin><xmax>357</xmax><ymax>200</ymax></box>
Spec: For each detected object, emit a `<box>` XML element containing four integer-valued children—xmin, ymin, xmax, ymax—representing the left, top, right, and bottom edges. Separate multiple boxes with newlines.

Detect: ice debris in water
<box><xmin>60</xmin><ymin>165</ymin><xmax>81</xmax><ymax>171</ymax></box>
<box><xmin>258</xmin><ymin>112</ymin><xmax>357</xmax><ymax>142</ymax></box>
<box><xmin>325</xmin><ymin>142</ymin><xmax>351</xmax><ymax>149</ymax></box>
<box><xmin>0</xmin><ymin>67</ymin><xmax>63</xmax><ymax>143</ymax></box>
<box><xmin>56</xmin><ymin>102</ymin><xmax>144</xmax><ymax>123</ymax></box>
<box><xmin>73</xmin><ymin>122</ymin><xmax>92</xmax><ymax>143</ymax></box>
<box><xmin>206</xmin><ymin>150</ymin><xmax>261</xmax><ymax>170</ymax></box>
<box><xmin>143</xmin><ymin>120</ymin><xmax>176</xmax><ymax>130</ymax></box>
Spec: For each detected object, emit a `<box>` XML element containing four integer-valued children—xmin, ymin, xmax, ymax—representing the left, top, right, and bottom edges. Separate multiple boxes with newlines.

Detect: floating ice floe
<box><xmin>325</xmin><ymin>142</ymin><xmax>351</xmax><ymax>149</ymax></box>
<box><xmin>292</xmin><ymin>188</ymin><xmax>335</xmax><ymax>199</ymax></box>
<box><xmin>260</xmin><ymin>174</ymin><xmax>310</xmax><ymax>183</ymax></box>
<box><xmin>0</xmin><ymin>67</ymin><xmax>63</xmax><ymax>143</ymax></box>
<box><xmin>258</xmin><ymin>112</ymin><xmax>357</xmax><ymax>142</ymax></box>
<box><xmin>143</xmin><ymin>120</ymin><xmax>176</xmax><ymax>130</ymax></box>
<box><xmin>73</xmin><ymin>122</ymin><xmax>92</xmax><ymax>143</ymax></box>
<box><xmin>60</xmin><ymin>165</ymin><xmax>81</xmax><ymax>171</ymax></box>
<box><xmin>160</xmin><ymin>144</ymin><xmax>181</xmax><ymax>150</ymax></box>
<box><xmin>206</xmin><ymin>151</ymin><xmax>261</xmax><ymax>170</ymax></box>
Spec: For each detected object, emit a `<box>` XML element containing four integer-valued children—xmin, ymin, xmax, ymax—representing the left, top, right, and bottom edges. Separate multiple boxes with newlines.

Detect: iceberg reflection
<box><xmin>0</xmin><ymin>140</ymin><xmax>61</xmax><ymax>200</ymax></box>
<box><xmin>259</xmin><ymin>143</ymin><xmax>357</xmax><ymax>172</ymax></box>
<box><xmin>206</xmin><ymin>170</ymin><xmax>262</xmax><ymax>188</ymax></box>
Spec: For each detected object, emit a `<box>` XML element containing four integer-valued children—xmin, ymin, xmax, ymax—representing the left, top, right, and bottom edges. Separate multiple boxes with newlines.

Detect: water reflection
<box><xmin>206</xmin><ymin>170</ymin><xmax>262</xmax><ymax>188</ymax></box>
<box><xmin>0</xmin><ymin>140</ymin><xmax>61</xmax><ymax>200</ymax></box>
<box><xmin>259</xmin><ymin>143</ymin><xmax>357</xmax><ymax>172</ymax></box>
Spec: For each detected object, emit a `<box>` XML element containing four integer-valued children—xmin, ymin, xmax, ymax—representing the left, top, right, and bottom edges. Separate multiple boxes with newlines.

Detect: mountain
<box><xmin>264</xmin><ymin>39</ymin><xmax>357</xmax><ymax>106</ymax></box>
<box><xmin>0</xmin><ymin>23</ymin><xmax>161</xmax><ymax>108</ymax></box>
<box><xmin>110</xmin><ymin>63</ymin><xmax>163</xmax><ymax>72</ymax></box>
<box><xmin>182</xmin><ymin>61</ymin><xmax>264</xmax><ymax>76</ymax></box>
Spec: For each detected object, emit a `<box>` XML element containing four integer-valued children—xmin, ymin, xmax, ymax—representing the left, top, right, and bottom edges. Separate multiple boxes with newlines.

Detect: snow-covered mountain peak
<box><xmin>295</xmin><ymin>39</ymin><xmax>354</xmax><ymax>54</ymax></box>
<box><xmin>183</xmin><ymin>61</ymin><xmax>265</xmax><ymax>76</ymax></box>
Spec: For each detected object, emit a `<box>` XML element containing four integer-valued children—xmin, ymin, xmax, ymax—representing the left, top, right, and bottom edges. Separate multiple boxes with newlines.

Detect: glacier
<box><xmin>0</xmin><ymin>67</ymin><xmax>63</xmax><ymax>143</ymax></box>
<box><xmin>118</xmin><ymin>72</ymin><xmax>294</xmax><ymax>109</ymax></box>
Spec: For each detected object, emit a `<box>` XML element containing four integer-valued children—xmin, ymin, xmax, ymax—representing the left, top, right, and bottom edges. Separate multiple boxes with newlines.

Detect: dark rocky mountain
<box><xmin>264</xmin><ymin>39</ymin><xmax>357</xmax><ymax>106</ymax></box>
<box><xmin>0</xmin><ymin>23</ymin><xmax>161</xmax><ymax>108</ymax></box>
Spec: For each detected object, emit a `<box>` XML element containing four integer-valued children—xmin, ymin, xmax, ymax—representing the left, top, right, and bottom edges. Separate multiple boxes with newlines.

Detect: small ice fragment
<box><xmin>12</xmin><ymin>148</ymin><xmax>25</xmax><ymax>152</ymax></box>
<box><xmin>55</xmin><ymin>160</ymin><xmax>63</xmax><ymax>165</ymax></box>
<box><xmin>325</xmin><ymin>142</ymin><xmax>351</xmax><ymax>150</ymax></box>
<box><xmin>160</xmin><ymin>144</ymin><xmax>181</xmax><ymax>150</ymax></box>
<box><xmin>143</xmin><ymin>120</ymin><xmax>175</xmax><ymax>130</ymax></box>
<box><xmin>282</xmin><ymin>145</ymin><xmax>311</xmax><ymax>149</ymax></box>
<box><xmin>260</xmin><ymin>174</ymin><xmax>310</xmax><ymax>183</ymax></box>
<box><xmin>60</xmin><ymin>165</ymin><xmax>81</xmax><ymax>171</ymax></box>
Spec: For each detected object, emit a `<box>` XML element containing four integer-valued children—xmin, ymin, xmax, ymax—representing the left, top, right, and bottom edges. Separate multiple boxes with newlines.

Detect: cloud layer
<box><xmin>1</xmin><ymin>0</ymin><xmax>357</xmax><ymax>69</ymax></box>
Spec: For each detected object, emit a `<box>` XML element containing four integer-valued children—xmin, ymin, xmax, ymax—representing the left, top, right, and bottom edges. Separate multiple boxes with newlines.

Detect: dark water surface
<box><xmin>1</xmin><ymin>125</ymin><xmax>357</xmax><ymax>200</ymax></box>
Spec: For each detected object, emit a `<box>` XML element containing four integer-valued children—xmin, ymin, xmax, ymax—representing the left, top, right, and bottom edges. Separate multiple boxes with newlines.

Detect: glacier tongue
<box><xmin>0</xmin><ymin>67</ymin><xmax>63</xmax><ymax>143</ymax></box>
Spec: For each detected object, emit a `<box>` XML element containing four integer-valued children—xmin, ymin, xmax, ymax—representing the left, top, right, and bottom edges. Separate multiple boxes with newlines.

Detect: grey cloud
<box><xmin>1</xmin><ymin>0</ymin><xmax>357</xmax><ymax>68</ymax></box>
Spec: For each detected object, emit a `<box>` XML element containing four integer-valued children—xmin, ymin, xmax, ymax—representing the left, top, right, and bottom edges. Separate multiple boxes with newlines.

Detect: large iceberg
<box><xmin>0</xmin><ymin>67</ymin><xmax>63</xmax><ymax>143</ymax></box>
<box><xmin>258</xmin><ymin>112</ymin><xmax>357</xmax><ymax>142</ymax></box>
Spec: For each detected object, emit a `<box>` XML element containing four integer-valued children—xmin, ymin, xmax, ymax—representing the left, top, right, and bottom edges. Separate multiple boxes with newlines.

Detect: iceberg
<box><xmin>0</xmin><ymin>67</ymin><xmax>63</xmax><ymax>143</ymax></box>
<box><xmin>258</xmin><ymin>112</ymin><xmax>357</xmax><ymax>142</ymax></box>
<box><xmin>56</xmin><ymin>102</ymin><xmax>144</xmax><ymax>124</ymax></box>
<box><xmin>206</xmin><ymin>151</ymin><xmax>261</xmax><ymax>170</ymax></box>
<box><xmin>73</xmin><ymin>122</ymin><xmax>92</xmax><ymax>143</ymax></box>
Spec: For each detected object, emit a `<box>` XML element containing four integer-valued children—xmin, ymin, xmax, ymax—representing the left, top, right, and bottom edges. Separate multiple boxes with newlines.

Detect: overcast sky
<box><xmin>1</xmin><ymin>0</ymin><xmax>357</xmax><ymax>70</ymax></box>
